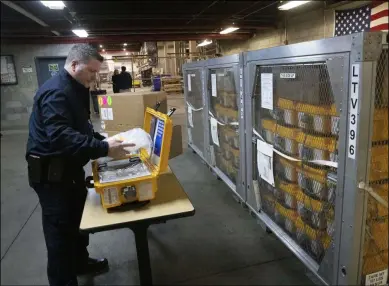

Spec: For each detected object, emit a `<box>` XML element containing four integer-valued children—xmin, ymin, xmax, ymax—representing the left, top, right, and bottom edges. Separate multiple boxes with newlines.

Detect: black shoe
<box><xmin>77</xmin><ymin>257</ymin><xmax>109</xmax><ymax>276</ymax></box>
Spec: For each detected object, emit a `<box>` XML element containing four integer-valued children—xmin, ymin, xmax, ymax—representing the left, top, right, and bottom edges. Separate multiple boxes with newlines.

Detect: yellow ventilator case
<box><xmin>91</xmin><ymin>107</ymin><xmax>173</xmax><ymax>209</ymax></box>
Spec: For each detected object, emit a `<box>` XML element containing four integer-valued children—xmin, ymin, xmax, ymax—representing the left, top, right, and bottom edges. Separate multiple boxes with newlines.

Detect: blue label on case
<box><xmin>153</xmin><ymin>119</ymin><xmax>164</xmax><ymax>157</ymax></box>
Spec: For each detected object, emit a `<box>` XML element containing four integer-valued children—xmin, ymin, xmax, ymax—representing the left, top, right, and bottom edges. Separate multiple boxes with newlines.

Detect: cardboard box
<box><xmin>100</xmin><ymin>125</ymin><xmax>183</xmax><ymax>160</ymax></box>
<box><xmin>98</xmin><ymin>91</ymin><xmax>167</xmax><ymax>132</ymax></box>
<box><xmin>169</xmin><ymin>125</ymin><xmax>183</xmax><ymax>159</ymax></box>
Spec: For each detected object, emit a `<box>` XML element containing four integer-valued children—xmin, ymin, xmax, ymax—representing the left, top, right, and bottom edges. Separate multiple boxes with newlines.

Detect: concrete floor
<box><xmin>1</xmin><ymin>94</ymin><xmax>314</xmax><ymax>285</ymax></box>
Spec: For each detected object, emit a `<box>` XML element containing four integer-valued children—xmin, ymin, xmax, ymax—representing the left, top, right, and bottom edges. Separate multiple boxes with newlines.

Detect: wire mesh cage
<box><xmin>360</xmin><ymin>48</ymin><xmax>388</xmax><ymax>285</ymax></box>
<box><xmin>208</xmin><ymin>68</ymin><xmax>240</xmax><ymax>184</ymax></box>
<box><xmin>185</xmin><ymin>69</ymin><xmax>205</xmax><ymax>155</ymax></box>
<box><xmin>252</xmin><ymin>61</ymin><xmax>341</xmax><ymax>264</ymax></box>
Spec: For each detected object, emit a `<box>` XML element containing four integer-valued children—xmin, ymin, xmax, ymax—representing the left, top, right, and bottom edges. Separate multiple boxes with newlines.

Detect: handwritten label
<box><xmin>365</xmin><ymin>269</ymin><xmax>388</xmax><ymax>286</ymax></box>
<box><xmin>100</xmin><ymin>108</ymin><xmax>113</xmax><ymax>121</ymax></box>
<box><xmin>348</xmin><ymin>64</ymin><xmax>360</xmax><ymax>159</ymax></box>
<box><xmin>107</xmin><ymin>108</ymin><xmax>113</xmax><ymax>120</ymax></box>
<box><xmin>261</xmin><ymin>73</ymin><xmax>273</xmax><ymax>110</ymax></box>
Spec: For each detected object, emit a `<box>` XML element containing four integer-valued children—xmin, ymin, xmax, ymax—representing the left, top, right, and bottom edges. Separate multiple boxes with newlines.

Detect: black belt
<box><xmin>27</xmin><ymin>155</ymin><xmax>84</xmax><ymax>185</ymax></box>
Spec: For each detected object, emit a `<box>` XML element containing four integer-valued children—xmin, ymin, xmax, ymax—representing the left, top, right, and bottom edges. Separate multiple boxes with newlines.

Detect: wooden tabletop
<box><xmin>80</xmin><ymin>168</ymin><xmax>195</xmax><ymax>232</ymax></box>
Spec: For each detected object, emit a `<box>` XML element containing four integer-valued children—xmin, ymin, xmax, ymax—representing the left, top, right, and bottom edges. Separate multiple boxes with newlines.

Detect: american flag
<box><xmin>334</xmin><ymin>1</ymin><xmax>388</xmax><ymax>36</ymax></box>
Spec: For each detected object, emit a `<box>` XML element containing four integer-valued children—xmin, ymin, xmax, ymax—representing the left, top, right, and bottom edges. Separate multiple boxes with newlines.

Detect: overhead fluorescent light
<box><xmin>123</xmin><ymin>48</ymin><xmax>126</xmax><ymax>51</ymax></box>
<box><xmin>41</xmin><ymin>1</ymin><xmax>66</xmax><ymax>10</ymax></box>
<box><xmin>278</xmin><ymin>1</ymin><xmax>310</xmax><ymax>10</ymax></box>
<box><xmin>123</xmin><ymin>43</ymin><xmax>128</xmax><ymax>46</ymax></box>
<box><xmin>220</xmin><ymin>27</ymin><xmax>240</xmax><ymax>34</ymax></box>
<box><xmin>197</xmin><ymin>39</ymin><xmax>212</xmax><ymax>47</ymax></box>
<box><xmin>102</xmin><ymin>49</ymin><xmax>105</xmax><ymax>52</ymax></box>
<box><xmin>100</xmin><ymin>45</ymin><xmax>103</xmax><ymax>48</ymax></box>
<box><xmin>126</xmin><ymin>52</ymin><xmax>129</xmax><ymax>55</ymax></box>
<box><xmin>72</xmin><ymin>29</ymin><xmax>88</xmax><ymax>38</ymax></box>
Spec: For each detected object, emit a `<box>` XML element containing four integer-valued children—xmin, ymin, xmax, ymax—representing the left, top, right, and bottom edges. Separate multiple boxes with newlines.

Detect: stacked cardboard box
<box><xmin>98</xmin><ymin>91</ymin><xmax>183</xmax><ymax>159</ymax></box>
<box><xmin>98</xmin><ymin>91</ymin><xmax>167</xmax><ymax>132</ymax></box>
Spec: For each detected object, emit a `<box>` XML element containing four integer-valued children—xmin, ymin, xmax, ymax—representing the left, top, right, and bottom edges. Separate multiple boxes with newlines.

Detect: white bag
<box><xmin>97</xmin><ymin>128</ymin><xmax>153</xmax><ymax>164</ymax></box>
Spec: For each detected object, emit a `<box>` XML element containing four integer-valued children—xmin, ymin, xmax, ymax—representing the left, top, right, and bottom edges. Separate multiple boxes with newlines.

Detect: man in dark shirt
<box><xmin>118</xmin><ymin>66</ymin><xmax>133</xmax><ymax>92</ymax></box>
<box><xmin>111</xmin><ymin>69</ymin><xmax>120</xmax><ymax>93</ymax></box>
<box><xmin>26</xmin><ymin>44</ymin><xmax>134</xmax><ymax>286</ymax></box>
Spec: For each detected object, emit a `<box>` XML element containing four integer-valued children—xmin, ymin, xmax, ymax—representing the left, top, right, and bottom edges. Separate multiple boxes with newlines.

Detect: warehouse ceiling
<box><xmin>1</xmin><ymin>0</ymin><xmax>281</xmax><ymax>46</ymax></box>
<box><xmin>1</xmin><ymin>0</ymin><xmax>343</xmax><ymax>49</ymax></box>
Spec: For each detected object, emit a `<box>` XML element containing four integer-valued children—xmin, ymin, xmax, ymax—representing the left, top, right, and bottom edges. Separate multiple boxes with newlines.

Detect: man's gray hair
<box><xmin>65</xmin><ymin>44</ymin><xmax>104</xmax><ymax>65</ymax></box>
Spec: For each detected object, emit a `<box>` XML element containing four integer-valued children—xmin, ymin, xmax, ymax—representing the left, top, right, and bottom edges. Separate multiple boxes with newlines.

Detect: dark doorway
<box><xmin>35</xmin><ymin>57</ymin><xmax>66</xmax><ymax>87</ymax></box>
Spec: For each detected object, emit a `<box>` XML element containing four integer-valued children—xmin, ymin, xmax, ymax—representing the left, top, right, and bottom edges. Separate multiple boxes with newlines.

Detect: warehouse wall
<box><xmin>0</xmin><ymin>44</ymin><xmax>74</xmax><ymax>130</ymax></box>
<box><xmin>103</xmin><ymin>53</ymin><xmax>139</xmax><ymax>74</ymax></box>
<box><xmin>218</xmin><ymin>1</ymin><xmax>370</xmax><ymax>55</ymax></box>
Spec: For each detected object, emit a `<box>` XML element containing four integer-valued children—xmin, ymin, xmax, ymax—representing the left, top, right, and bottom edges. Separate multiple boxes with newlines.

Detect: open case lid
<box><xmin>142</xmin><ymin>107</ymin><xmax>173</xmax><ymax>173</ymax></box>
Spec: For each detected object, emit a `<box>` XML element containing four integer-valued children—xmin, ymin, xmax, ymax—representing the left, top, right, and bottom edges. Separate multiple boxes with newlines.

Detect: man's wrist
<box><xmin>100</xmin><ymin>141</ymin><xmax>109</xmax><ymax>157</ymax></box>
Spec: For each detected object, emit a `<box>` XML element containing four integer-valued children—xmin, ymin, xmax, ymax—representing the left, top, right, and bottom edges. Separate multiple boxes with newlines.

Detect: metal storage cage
<box><xmin>243</xmin><ymin>32</ymin><xmax>388</xmax><ymax>285</ymax></box>
<box><xmin>204</xmin><ymin>54</ymin><xmax>246</xmax><ymax>201</ymax></box>
<box><xmin>354</xmin><ymin>34</ymin><xmax>388</xmax><ymax>286</ymax></box>
<box><xmin>183</xmin><ymin>61</ymin><xmax>207</xmax><ymax>161</ymax></box>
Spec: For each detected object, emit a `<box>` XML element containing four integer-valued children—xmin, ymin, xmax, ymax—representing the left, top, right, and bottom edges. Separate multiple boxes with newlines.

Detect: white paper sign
<box><xmin>257</xmin><ymin>139</ymin><xmax>275</xmax><ymax>186</ymax></box>
<box><xmin>348</xmin><ymin>64</ymin><xmax>360</xmax><ymax>159</ymax></box>
<box><xmin>188</xmin><ymin>74</ymin><xmax>192</xmax><ymax>91</ymax></box>
<box><xmin>365</xmin><ymin>269</ymin><xmax>388</xmax><ymax>286</ymax></box>
<box><xmin>100</xmin><ymin>108</ymin><xmax>108</xmax><ymax>120</ymax></box>
<box><xmin>22</xmin><ymin>67</ymin><xmax>33</xmax><ymax>73</ymax></box>
<box><xmin>210</xmin><ymin>117</ymin><xmax>220</xmax><ymax>146</ymax></box>
<box><xmin>187</xmin><ymin>106</ymin><xmax>194</xmax><ymax>127</ymax></box>
<box><xmin>100</xmin><ymin>108</ymin><xmax>106</xmax><ymax>119</ymax></box>
<box><xmin>107</xmin><ymin>108</ymin><xmax>113</xmax><ymax>120</ymax></box>
<box><xmin>261</xmin><ymin>73</ymin><xmax>273</xmax><ymax>110</ymax></box>
<box><xmin>211</xmin><ymin>74</ymin><xmax>217</xmax><ymax>97</ymax></box>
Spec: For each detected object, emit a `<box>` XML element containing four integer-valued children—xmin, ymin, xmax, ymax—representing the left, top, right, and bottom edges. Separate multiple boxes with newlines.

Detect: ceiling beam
<box><xmin>79</xmin><ymin>25</ymin><xmax>273</xmax><ymax>32</ymax></box>
<box><xmin>1</xmin><ymin>0</ymin><xmax>60</xmax><ymax>36</ymax></box>
<box><xmin>1</xmin><ymin>33</ymin><xmax>251</xmax><ymax>44</ymax></box>
<box><xmin>76</xmin><ymin>14</ymin><xmax>277</xmax><ymax>20</ymax></box>
<box><xmin>1</xmin><ymin>25</ymin><xmax>274</xmax><ymax>35</ymax></box>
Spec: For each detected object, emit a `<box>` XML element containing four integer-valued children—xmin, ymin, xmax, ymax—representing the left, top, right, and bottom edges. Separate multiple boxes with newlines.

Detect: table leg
<box><xmin>131</xmin><ymin>225</ymin><xmax>152</xmax><ymax>286</ymax></box>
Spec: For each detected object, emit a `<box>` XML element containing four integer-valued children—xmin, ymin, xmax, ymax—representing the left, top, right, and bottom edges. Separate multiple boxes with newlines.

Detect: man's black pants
<box><xmin>33</xmin><ymin>182</ymin><xmax>89</xmax><ymax>286</ymax></box>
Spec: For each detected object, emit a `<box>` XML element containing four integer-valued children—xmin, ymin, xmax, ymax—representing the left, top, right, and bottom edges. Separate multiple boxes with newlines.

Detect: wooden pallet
<box><xmin>161</xmin><ymin>77</ymin><xmax>182</xmax><ymax>91</ymax></box>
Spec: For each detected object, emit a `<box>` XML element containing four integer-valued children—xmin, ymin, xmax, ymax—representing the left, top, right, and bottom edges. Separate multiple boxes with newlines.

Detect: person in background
<box><xmin>111</xmin><ymin>69</ymin><xmax>119</xmax><ymax>93</ymax></box>
<box><xmin>26</xmin><ymin>44</ymin><xmax>134</xmax><ymax>286</ymax></box>
<box><xmin>118</xmin><ymin>66</ymin><xmax>132</xmax><ymax>92</ymax></box>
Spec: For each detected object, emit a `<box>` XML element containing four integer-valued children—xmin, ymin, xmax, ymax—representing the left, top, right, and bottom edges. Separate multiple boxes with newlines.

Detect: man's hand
<box><xmin>106</xmin><ymin>138</ymin><xmax>135</xmax><ymax>159</ymax></box>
